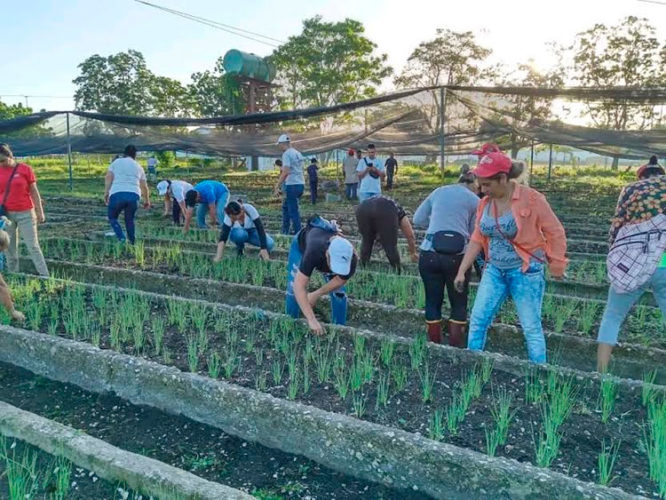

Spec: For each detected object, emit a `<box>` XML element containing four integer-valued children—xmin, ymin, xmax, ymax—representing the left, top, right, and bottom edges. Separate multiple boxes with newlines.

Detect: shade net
<box><xmin>2</xmin><ymin>86</ymin><xmax>666</xmax><ymax>159</ymax></box>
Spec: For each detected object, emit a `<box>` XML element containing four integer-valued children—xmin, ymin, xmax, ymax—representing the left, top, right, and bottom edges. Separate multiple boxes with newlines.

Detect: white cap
<box><xmin>328</xmin><ymin>236</ymin><xmax>354</xmax><ymax>276</ymax></box>
<box><xmin>276</xmin><ymin>134</ymin><xmax>291</xmax><ymax>144</ymax></box>
<box><xmin>156</xmin><ymin>180</ymin><xmax>169</xmax><ymax>196</ymax></box>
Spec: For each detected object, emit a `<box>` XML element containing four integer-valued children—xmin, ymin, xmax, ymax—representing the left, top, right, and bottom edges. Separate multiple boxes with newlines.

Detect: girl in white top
<box><xmin>157</xmin><ymin>179</ymin><xmax>194</xmax><ymax>225</ymax></box>
<box><xmin>104</xmin><ymin>145</ymin><xmax>151</xmax><ymax>244</ymax></box>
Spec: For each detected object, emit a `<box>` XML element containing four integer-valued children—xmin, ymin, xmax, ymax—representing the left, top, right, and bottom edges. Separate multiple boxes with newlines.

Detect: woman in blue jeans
<box><xmin>597</xmin><ymin>164</ymin><xmax>666</xmax><ymax>372</ymax></box>
<box><xmin>104</xmin><ymin>145</ymin><xmax>151</xmax><ymax>244</ymax></box>
<box><xmin>285</xmin><ymin>216</ymin><xmax>357</xmax><ymax>335</ymax></box>
<box><xmin>213</xmin><ymin>200</ymin><xmax>275</xmax><ymax>260</ymax></box>
<box><xmin>454</xmin><ymin>152</ymin><xmax>567</xmax><ymax>364</ymax></box>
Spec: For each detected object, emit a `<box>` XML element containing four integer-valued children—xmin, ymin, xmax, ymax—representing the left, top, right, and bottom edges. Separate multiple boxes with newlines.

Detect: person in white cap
<box><xmin>274</xmin><ymin>134</ymin><xmax>305</xmax><ymax>235</ymax></box>
<box><xmin>285</xmin><ymin>216</ymin><xmax>358</xmax><ymax>335</ymax></box>
<box><xmin>157</xmin><ymin>179</ymin><xmax>194</xmax><ymax>225</ymax></box>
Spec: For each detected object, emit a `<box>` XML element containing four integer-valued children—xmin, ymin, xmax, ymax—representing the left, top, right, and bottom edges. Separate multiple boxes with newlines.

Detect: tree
<box><xmin>492</xmin><ymin>63</ymin><xmax>563</xmax><ymax>158</ymax></box>
<box><xmin>150</xmin><ymin>76</ymin><xmax>192</xmax><ymax>118</ymax></box>
<box><xmin>562</xmin><ymin>16</ymin><xmax>666</xmax><ymax>166</ymax></box>
<box><xmin>394</xmin><ymin>30</ymin><xmax>493</xmax><ymax>137</ymax></box>
<box><xmin>0</xmin><ymin>101</ymin><xmax>33</xmax><ymax>120</ymax></box>
<box><xmin>189</xmin><ymin>57</ymin><xmax>243</xmax><ymax>116</ymax></box>
<box><xmin>270</xmin><ymin>16</ymin><xmax>392</xmax><ymax>109</ymax></box>
<box><xmin>73</xmin><ymin>50</ymin><xmax>155</xmax><ymax>115</ymax></box>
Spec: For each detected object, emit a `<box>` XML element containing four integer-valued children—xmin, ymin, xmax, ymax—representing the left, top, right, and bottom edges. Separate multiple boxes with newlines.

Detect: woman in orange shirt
<box><xmin>454</xmin><ymin>151</ymin><xmax>568</xmax><ymax>363</ymax></box>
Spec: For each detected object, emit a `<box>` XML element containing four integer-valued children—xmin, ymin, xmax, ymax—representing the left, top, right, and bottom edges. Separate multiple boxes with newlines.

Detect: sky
<box><xmin>2</xmin><ymin>0</ymin><xmax>665</xmax><ymax>112</ymax></box>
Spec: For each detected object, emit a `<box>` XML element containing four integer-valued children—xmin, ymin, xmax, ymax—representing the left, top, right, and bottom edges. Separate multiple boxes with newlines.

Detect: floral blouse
<box><xmin>609</xmin><ymin>176</ymin><xmax>666</xmax><ymax>244</ymax></box>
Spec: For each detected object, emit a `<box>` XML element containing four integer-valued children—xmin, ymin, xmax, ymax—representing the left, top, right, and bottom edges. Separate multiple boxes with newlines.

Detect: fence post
<box><xmin>439</xmin><ymin>86</ymin><xmax>447</xmax><ymax>177</ymax></box>
<box><xmin>66</xmin><ymin>112</ymin><xmax>73</xmax><ymax>191</ymax></box>
<box><xmin>547</xmin><ymin>143</ymin><xmax>553</xmax><ymax>183</ymax></box>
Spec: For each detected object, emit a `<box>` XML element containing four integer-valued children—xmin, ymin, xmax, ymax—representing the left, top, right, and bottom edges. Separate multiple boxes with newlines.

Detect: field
<box><xmin>0</xmin><ymin>157</ymin><xmax>664</xmax><ymax>499</ymax></box>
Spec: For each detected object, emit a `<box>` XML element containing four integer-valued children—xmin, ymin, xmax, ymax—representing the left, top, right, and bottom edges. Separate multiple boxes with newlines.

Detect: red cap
<box><xmin>637</xmin><ymin>163</ymin><xmax>665</xmax><ymax>179</ymax></box>
<box><xmin>348</xmin><ymin>148</ymin><xmax>355</xmax><ymax>155</ymax></box>
<box><xmin>473</xmin><ymin>152</ymin><xmax>512</xmax><ymax>178</ymax></box>
<box><xmin>471</xmin><ymin>143</ymin><xmax>501</xmax><ymax>156</ymax></box>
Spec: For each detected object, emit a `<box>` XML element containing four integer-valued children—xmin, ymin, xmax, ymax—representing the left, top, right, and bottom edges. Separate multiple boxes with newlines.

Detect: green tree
<box><xmin>150</xmin><ymin>76</ymin><xmax>192</xmax><ymax>118</ymax></box>
<box><xmin>189</xmin><ymin>57</ymin><xmax>243</xmax><ymax>116</ymax></box>
<box><xmin>562</xmin><ymin>16</ymin><xmax>666</xmax><ymax>166</ymax></box>
<box><xmin>0</xmin><ymin>101</ymin><xmax>33</xmax><ymax>120</ymax></box>
<box><xmin>394</xmin><ymin>30</ymin><xmax>493</xmax><ymax>137</ymax></box>
<box><xmin>492</xmin><ymin>63</ymin><xmax>563</xmax><ymax>158</ymax></box>
<box><xmin>270</xmin><ymin>16</ymin><xmax>392</xmax><ymax>109</ymax></box>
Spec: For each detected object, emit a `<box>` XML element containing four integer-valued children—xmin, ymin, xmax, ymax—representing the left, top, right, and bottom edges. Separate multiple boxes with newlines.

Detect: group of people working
<box><xmin>0</xmin><ymin>137</ymin><xmax>663</xmax><ymax>373</ymax></box>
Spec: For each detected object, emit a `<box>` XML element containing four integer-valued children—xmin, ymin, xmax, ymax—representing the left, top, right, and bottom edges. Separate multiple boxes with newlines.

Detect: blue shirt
<box><xmin>480</xmin><ymin>205</ymin><xmax>544</xmax><ymax>269</ymax></box>
<box><xmin>307</xmin><ymin>164</ymin><xmax>318</xmax><ymax>182</ymax></box>
<box><xmin>195</xmin><ymin>180</ymin><xmax>228</xmax><ymax>204</ymax></box>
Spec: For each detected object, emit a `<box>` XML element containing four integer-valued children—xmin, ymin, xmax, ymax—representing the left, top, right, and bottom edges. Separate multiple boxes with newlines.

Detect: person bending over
<box><xmin>157</xmin><ymin>179</ymin><xmax>193</xmax><ymax>225</ymax></box>
<box><xmin>214</xmin><ymin>200</ymin><xmax>274</xmax><ymax>261</ymax></box>
<box><xmin>355</xmin><ymin>195</ymin><xmax>418</xmax><ymax>271</ymax></box>
<box><xmin>285</xmin><ymin>216</ymin><xmax>357</xmax><ymax>335</ymax></box>
<box><xmin>183</xmin><ymin>180</ymin><xmax>230</xmax><ymax>233</ymax></box>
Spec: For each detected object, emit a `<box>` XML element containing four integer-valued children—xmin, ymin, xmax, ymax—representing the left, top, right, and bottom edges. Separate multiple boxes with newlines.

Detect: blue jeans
<box><xmin>309</xmin><ymin>181</ymin><xmax>318</xmax><ymax>204</ymax></box>
<box><xmin>108</xmin><ymin>192</ymin><xmax>139</xmax><ymax>244</ymax></box>
<box><xmin>598</xmin><ymin>267</ymin><xmax>666</xmax><ymax>345</ymax></box>
<box><xmin>345</xmin><ymin>183</ymin><xmax>358</xmax><ymax>200</ymax></box>
<box><xmin>195</xmin><ymin>191</ymin><xmax>230</xmax><ymax>228</ymax></box>
<box><xmin>358</xmin><ymin>192</ymin><xmax>379</xmax><ymax>203</ymax></box>
<box><xmin>282</xmin><ymin>184</ymin><xmax>304</xmax><ymax>235</ymax></box>
<box><xmin>285</xmin><ymin>221</ymin><xmax>347</xmax><ymax>325</ymax></box>
<box><xmin>229</xmin><ymin>227</ymin><xmax>275</xmax><ymax>253</ymax></box>
<box><xmin>468</xmin><ymin>262</ymin><xmax>547</xmax><ymax>363</ymax></box>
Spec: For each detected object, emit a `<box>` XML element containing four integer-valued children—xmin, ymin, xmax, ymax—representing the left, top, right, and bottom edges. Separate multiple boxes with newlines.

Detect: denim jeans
<box><xmin>229</xmin><ymin>227</ymin><xmax>275</xmax><ymax>253</ymax></box>
<box><xmin>108</xmin><ymin>192</ymin><xmax>139</xmax><ymax>244</ymax></box>
<box><xmin>282</xmin><ymin>184</ymin><xmax>304</xmax><ymax>235</ymax></box>
<box><xmin>195</xmin><ymin>191</ymin><xmax>230</xmax><ymax>228</ymax></box>
<box><xmin>358</xmin><ymin>192</ymin><xmax>379</xmax><ymax>203</ymax></box>
<box><xmin>345</xmin><ymin>183</ymin><xmax>358</xmax><ymax>200</ymax></box>
<box><xmin>285</xmin><ymin>223</ymin><xmax>347</xmax><ymax>325</ymax></box>
<box><xmin>468</xmin><ymin>262</ymin><xmax>547</xmax><ymax>363</ymax></box>
<box><xmin>597</xmin><ymin>267</ymin><xmax>666</xmax><ymax>345</ymax></box>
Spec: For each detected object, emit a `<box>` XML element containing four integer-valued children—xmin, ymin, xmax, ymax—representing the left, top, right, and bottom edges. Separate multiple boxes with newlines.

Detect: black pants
<box><xmin>418</xmin><ymin>250</ymin><xmax>470</xmax><ymax>322</ymax></box>
<box><xmin>386</xmin><ymin>169</ymin><xmax>394</xmax><ymax>189</ymax></box>
<box><xmin>172</xmin><ymin>201</ymin><xmax>182</xmax><ymax>225</ymax></box>
<box><xmin>356</xmin><ymin>197</ymin><xmax>401</xmax><ymax>269</ymax></box>
<box><xmin>310</xmin><ymin>181</ymin><xmax>318</xmax><ymax>204</ymax></box>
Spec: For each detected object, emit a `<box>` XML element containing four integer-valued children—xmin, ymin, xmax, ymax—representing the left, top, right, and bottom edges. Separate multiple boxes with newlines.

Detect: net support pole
<box><xmin>547</xmin><ymin>143</ymin><xmax>553</xmax><ymax>183</ymax></box>
<box><xmin>439</xmin><ymin>86</ymin><xmax>447</xmax><ymax>177</ymax></box>
<box><xmin>529</xmin><ymin>139</ymin><xmax>535</xmax><ymax>183</ymax></box>
<box><xmin>66</xmin><ymin>112</ymin><xmax>73</xmax><ymax>191</ymax></box>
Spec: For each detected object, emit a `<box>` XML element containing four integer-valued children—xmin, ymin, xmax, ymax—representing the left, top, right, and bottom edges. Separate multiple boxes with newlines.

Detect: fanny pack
<box><xmin>430</xmin><ymin>231</ymin><xmax>466</xmax><ymax>255</ymax></box>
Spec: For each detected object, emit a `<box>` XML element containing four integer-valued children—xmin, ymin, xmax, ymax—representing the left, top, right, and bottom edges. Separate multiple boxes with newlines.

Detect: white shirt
<box><xmin>282</xmin><ymin>147</ymin><xmax>305</xmax><ymax>185</ymax></box>
<box><xmin>356</xmin><ymin>157</ymin><xmax>384</xmax><ymax>194</ymax></box>
<box><xmin>108</xmin><ymin>157</ymin><xmax>146</xmax><ymax>196</ymax></box>
<box><xmin>223</xmin><ymin>203</ymin><xmax>260</xmax><ymax>229</ymax></box>
<box><xmin>147</xmin><ymin>157</ymin><xmax>157</xmax><ymax>168</ymax></box>
<box><xmin>169</xmin><ymin>180</ymin><xmax>194</xmax><ymax>203</ymax></box>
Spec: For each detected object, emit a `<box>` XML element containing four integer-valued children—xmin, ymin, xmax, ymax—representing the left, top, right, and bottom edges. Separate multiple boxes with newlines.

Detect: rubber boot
<box><xmin>426</xmin><ymin>320</ymin><xmax>443</xmax><ymax>344</ymax></box>
<box><xmin>448</xmin><ymin>320</ymin><xmax>467</xmax><ymax>348</ymax></box>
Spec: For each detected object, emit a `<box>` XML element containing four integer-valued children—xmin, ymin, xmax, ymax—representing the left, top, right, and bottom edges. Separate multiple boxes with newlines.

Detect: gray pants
<box><xmin>6</xmin><ymin>209</ymin><xmax>49</xmax><ymax>277</ymax></box>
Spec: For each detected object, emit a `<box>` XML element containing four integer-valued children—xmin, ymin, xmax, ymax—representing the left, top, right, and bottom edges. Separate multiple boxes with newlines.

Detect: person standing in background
<box><xmin>147</xmin><ymin>155</ymin><xmax>158</xmax><ymax>181</ymax></box>
<box><xmin>274</xmin><ymin>134</ymin><xmax>305</xmax><ymax>235</ymax></box>
<box><xmin>385</xmin><ymin>152</ymin><xmax>398</xmax><ymax>190</ymax></box>
<box><xmin>0</xmin><ymin>144</ymin><xmax>49</xmax><ymax>277</ymax></box>
<box><xmin>356</xmin><ymin>144</ymin><xmax>385</xmax><ymax>203</ymax></box>
<box><xmin>342</xmin><ymin>149</ymin><xmax>359</xmax><ymax>200</ymax></box>
<box><xmin>104</xmin><ymin>145</ymin><xmax>151</xmax><ymax>245</ymax></box>
<box><xmin>307</xmin><ymin>158</ymin><xmax>319</xmax><ymax>204</ymax></box>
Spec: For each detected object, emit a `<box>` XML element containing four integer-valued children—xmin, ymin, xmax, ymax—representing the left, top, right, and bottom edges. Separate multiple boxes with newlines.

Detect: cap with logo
<box><xmin>472</xmin><ymin>152</ymin><xmax>512</xmax><ymax>178</ymax></box>
<box><xmin>276</xmin><ymin>134</ymin><xmax>291</xmax><ymax>144</ymax></box>
<box><xmin>156</xmin><ymin>180</ymin><xmax>169</xmax><ymax>196</ymax></box>
<box><xmin>328</xmin><ymin>236</ymin><xmax>354</xmax><ymax>276</ymax></box>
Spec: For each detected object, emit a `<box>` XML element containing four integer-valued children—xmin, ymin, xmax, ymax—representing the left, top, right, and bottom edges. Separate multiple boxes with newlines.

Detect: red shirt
<box><xmin>0</xmin><ymin>163</ymin><xmax>37</xmax><ymax>211</ymax></box>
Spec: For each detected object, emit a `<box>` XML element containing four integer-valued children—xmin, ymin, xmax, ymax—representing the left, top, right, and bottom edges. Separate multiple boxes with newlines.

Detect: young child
<box><xmin>307</xmin><ymin>158</ymin><xmax>319</xmax><ymax>204</ymax></box>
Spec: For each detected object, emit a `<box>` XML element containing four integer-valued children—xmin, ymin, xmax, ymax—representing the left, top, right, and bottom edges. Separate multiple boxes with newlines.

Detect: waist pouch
<box><xmin>431</xmin><ymin>231</ymin><xmax>465</xmax><ymax>255</ymax></box>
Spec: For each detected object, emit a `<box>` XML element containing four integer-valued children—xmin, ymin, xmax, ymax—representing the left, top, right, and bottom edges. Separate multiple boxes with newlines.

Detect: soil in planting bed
<box><xmin>13</xmin><ymin>277</ymin><xmax>660</xmax><ymax>498</ymax></box>
<box><xmin>0</xmin><ymin>435</ymin><xmax>130</xmax><ymax>499</ymax></box>
<box><xmin>0</xmin><ymin>362</ymin><xmax>426</xmax><ymax>500</ymax></box>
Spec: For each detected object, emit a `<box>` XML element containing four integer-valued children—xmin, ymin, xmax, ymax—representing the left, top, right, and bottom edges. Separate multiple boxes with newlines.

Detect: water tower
<box><xmin>223</xmin><ymin>49</ymin><xmax>276</xmax><ymax>113</ymax></box>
